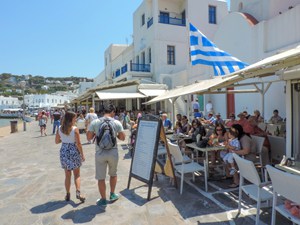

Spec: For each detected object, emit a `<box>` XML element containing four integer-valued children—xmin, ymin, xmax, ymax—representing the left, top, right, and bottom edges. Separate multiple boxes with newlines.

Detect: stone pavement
<box><xmin>0</xmin><ymin>121</ymin><xmax>291</xmax><ymax>225</ymax></box>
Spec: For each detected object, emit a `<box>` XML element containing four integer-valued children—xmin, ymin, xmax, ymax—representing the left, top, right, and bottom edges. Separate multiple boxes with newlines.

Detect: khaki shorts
<box><xmin>95</xmin><ymin>149</ymin><xmax>119</xmax><ymax>180</ymax></box>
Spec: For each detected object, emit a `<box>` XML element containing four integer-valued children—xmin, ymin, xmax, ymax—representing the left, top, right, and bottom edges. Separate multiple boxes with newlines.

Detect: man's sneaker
<box><xmin>229</xmin><ymin>168</ymin><xmax>237</xmax><ymax>176</ymax></box>
<box><xmin>96</xmin><ymin>198</ymin><xmax>107</xmax><ymax>207</ymax></box>
<box><xmin>109</xmin><ymin>192</ymin><xmax>119</xmax><ymax>202</ymax></box>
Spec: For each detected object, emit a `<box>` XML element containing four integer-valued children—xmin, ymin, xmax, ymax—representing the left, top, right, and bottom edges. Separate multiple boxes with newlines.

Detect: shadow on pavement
<box><xmin>120</xmin><ymin>187</ymin><xmax>149</xmax><ymax>206</ymax></box>
<box><xmin>30</xmin><ymin>200</ymin><xmax>78</xmax><ymax>213</ymax></box>
<box><xmin>61</xmin><ymin>205</ymin><xmax>105</xmax><ymax>223</ymax></box>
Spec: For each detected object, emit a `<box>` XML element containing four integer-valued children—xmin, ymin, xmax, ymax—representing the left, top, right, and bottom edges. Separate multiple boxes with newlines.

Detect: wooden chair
<box><xmin>167</xmin><ymin>141</ymin><xmax>207</xmax><ymax>193</ymax></box>
<box><xmin>233</xmin><ymin>153</ymin><xmax>273</xmax><ymax>225</ymax></box>
<box><xmin>266</xmin><ymin>165</ymin><xmax>300</xmax><ymax>225</ymax></box>
<box><xmin>251</xmin><ymin>135</ymin><xmax>266</xmax><ymax>180</ymax></box>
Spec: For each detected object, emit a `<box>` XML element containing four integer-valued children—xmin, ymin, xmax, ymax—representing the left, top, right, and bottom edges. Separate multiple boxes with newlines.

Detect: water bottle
<box><xmin>280</xmin><ymin>155</ymin><xmax>287</xmax><ymax>166</ymax></box>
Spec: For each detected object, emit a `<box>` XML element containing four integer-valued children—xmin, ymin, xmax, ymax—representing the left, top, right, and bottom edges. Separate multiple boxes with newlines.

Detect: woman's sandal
<box><xmin>76</xmin><ymin>190</ymin><xmax>86</xmax><ymax>203</ymax></box>
<box><xmin>228</xmin><ymin>183</ymin><xmax>239</xmax><ymax>188</ymax></box>
<box><xmin>65</xmin><ymin>193</ymin><xmax>70</xmax><ymax>201</ymax></box>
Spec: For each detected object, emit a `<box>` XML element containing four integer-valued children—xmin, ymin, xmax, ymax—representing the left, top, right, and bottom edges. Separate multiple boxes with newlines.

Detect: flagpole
<box><xmin>186</xmin><ymin>18</ymin><xmax>192</xmax><ymax>120</ymax></box>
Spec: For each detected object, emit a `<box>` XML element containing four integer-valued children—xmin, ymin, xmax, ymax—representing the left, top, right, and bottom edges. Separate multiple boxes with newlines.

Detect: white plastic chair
<box><xmin>257</xmin><ymin>122</ymin><xmax>267</xmax><ymax>131</ymax></box>
<box><xmin>167</xmin><ymin>141</ymin><xmax>207</xmax><ymax>194</ymax></box>
<box><xmin>251</xmin><ymin>135</ymin><xmax>265</xmax><ymax>180</ymax></box>
<box><xmin>266</xmin><ymin>165</ymin><xmax>300</xmax><ymax>225</ymax></box>
<box><xmin>233</xmin><ymin>153</ymin><xmax>273</xmax><ymax>225</ymax></box>
<box><xmin>267</xmin><ymin>135</ymin><xmax>286</xmax><ymax>164</ymax></box>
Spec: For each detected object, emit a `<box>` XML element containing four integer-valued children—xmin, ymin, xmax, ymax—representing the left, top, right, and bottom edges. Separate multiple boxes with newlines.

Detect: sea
<box><xmin>0</xmin><ymin>118</ymin><xmax>20</xmax><ymax>128</ymax></box>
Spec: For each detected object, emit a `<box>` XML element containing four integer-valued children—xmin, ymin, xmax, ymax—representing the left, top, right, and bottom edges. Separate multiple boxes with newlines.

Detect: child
<box><xmin>221</xmin><ymin>128</ymin><xmax>241</xmax><ymax>176</ymax></box>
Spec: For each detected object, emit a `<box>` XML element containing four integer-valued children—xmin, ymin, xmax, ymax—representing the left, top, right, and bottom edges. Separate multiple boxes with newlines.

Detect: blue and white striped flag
<box><xmin>189</xmin><ymin>23</ymin><xmax>248</xmax><ymax>76</ymax></box>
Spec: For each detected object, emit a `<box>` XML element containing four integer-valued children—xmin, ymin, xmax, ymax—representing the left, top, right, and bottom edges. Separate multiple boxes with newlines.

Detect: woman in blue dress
<box><xmin>55</xmin><ymin>111</ymin><xmax>85</xmax><ymax>202</ymax></box>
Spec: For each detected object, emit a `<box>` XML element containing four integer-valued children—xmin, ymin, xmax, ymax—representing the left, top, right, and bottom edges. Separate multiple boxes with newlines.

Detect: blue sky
<box><xmin>0</xmin><ymin>0</ymin><xmax>229</xmax><ymax>78</ymax></box>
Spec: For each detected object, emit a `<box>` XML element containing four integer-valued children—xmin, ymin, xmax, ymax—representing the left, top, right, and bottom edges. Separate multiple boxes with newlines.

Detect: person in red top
<box><xmin>246</xmin><ymin>116</ymin><xmax>270</xmax><ymax>165</ymax></box>
<box><xmin>225</xmin><ymin>113</ymin><xmax>237</xmax><ymax>127</ymax></box>
<box><xmin>236</xmin><ymin>112</ymin><xmax>251</xmax><ymax>132</ymax></box>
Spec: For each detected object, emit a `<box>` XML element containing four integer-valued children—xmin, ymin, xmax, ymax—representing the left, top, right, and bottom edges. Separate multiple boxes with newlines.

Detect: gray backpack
<box><xmin>96</xmin><ymin>119</ymin><xmax>116</xmax><ymax>150</ymax></box>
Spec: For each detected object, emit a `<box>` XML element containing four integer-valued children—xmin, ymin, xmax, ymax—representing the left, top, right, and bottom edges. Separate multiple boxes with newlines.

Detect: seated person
<box><xmin>253</xmin><ymin>109</ymin><xmax>264</xmax><ymax>123</ymax></box>
<box><xmin>194</xmin><ymin>111</ymin><xmax>203</xmax><ymax>119</ymax></box>
<box><xmin>236</xmin><ymin>112</ymin><xmax>251</xmax><ymax>131</ymax></box>
<box><xmin>203</xmin><ymin>112</ymin><xmax>216</xmax><ymax>125</ymax></box>
<box><xmin>208</xmin><ymin>123</ymin><xmax>229</xmax><ymax>165</ymax></box>
<box><xmin>221</xmin><ymin>128</ymin><xmax>241</xmax><ymax>176</ymax></box>
<box><xmin>161</xmin><ymin>113</ymin><xmax>172</xmax><ymax>130</ymax></box>
<box><xmin>173</xmin><ymin>121</ymin><xmax>183</xmax><ymax>134</ymax></box>
<box><xmin>225</xmin><ymin>113</ymin><xmax>237</xmax><ymax>127</ymax></box>
<box><xmin>181</xmin><ymin>115</ymin><xmax>191</xmax><ymax>135</ymax></box>
<box><xmin>243</xmin><ymin>110</ymin><xmax>250</xmax><ymax>119</ymax></box>
<box><xmin>176</xmin><ymin>113</ymin><xmax>182</xmax><ymax>123</ymax></box>
<box><xmin>225</xmin><ymin>124</ymin><xmax>256</xmax><ymax>188</ymax></box>
<box><xmin>268</xmin><ymin>109</ymin><xmax>283</xmax><ymax>124</ymax></box>
<box><xmin>244</xmin><ymin>116</ymin><xmax>270</xmax><ymax>165</ymax></box>
<box><xmin>179</xmin><ymin>119</ymin><xmax>206</xmax><ymax>152</ymax></box>
<box><xmin>214</xmin><ymin>113</ymin><xmax>224</xmax><ymax>125</ymax></box>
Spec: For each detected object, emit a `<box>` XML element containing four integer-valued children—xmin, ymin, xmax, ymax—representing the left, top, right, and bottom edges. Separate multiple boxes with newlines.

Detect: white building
<box><xmin>92</xmin><ymin>0</ymin><xmax>228</xmax><ymax>113</ymax></box>
<box><xmin>0</xmin><ymin>95</ymin><xmax>20</xmax><ymax>110</ymax></box>
<box><xmin>24</xmin><ymin>93</ymin><xmax>75</xmax><ymax>108</ymax></box>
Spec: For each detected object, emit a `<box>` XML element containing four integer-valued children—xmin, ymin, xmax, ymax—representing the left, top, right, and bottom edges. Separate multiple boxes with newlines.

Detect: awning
<box><xmin>96</xmin><ymin>92</ymin><xmax>145</xmax><ymax>100</ymax></box>
<box><xmin>138</xmin><ymin>89</ymin><xmax>166</xmax><ymax>97</ymax></box>
<box><xmin>218</xmin><ymin>47</ymin><xmax>300</xmax><ymax>84</ymax></box>
<box><xmin>144</xmin><ymin>75</ymin><xmax>240</xmax><ymax>104</ymax></box>
<box><xmin>138</xmin><ymin>83</ymin><xmax>168</xmax><ymax>97</ymax></box>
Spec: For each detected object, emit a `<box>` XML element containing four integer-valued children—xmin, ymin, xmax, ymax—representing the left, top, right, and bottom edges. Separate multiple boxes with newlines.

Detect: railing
<box><xmin>147</xmin><ymin>17</ymin><xmax>153</xmax><ymax>28</ymax></box>
<box><xmin>121</xmin><ymin>64</ymin><xmax>127</xmax><ymax>74</ymax></box>
<box><xmin>159</xmin><ymin>15</ymin><xmax>186</xmax><ymax>26</ymax></box>
<box><xmin>130</xmin><ymin>63</ymin><xmax>150</xmax><ymax>72</ymax></box>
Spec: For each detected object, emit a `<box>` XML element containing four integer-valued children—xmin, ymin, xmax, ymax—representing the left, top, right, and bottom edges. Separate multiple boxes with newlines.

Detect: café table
<box><xmin>185</xmin><ymin>142</ymin><xmax>226</xmax><ymax>176</ymax></box>
<box><xmin>275</xmin><ymin>161</ymin><xmax>300</xmax><ymax>176</ymax></box>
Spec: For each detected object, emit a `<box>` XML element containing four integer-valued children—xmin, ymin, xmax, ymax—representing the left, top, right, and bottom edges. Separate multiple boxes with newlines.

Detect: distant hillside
<box><xmin>0</xmin><ymin>73</ymin><xmax>93</xmax><ymax>98</ymax></box>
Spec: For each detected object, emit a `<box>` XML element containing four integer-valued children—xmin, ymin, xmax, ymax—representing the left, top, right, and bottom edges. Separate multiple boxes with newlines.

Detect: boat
<box><xmin>0</xmin><ymin>108</ymin><xmax>23</xmax><ymax>118</ymax></box>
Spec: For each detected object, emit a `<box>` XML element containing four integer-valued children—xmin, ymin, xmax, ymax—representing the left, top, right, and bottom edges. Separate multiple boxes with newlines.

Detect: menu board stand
<box><xmin>127</xmin><ymin>114</ymin><xmax>176</xmax><ymax>200</ymax></box>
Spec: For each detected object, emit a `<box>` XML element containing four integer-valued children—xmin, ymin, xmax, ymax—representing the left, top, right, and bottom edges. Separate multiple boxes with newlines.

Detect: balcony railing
<box><xmin>147</xmin><ymin>17</ymin><xmax>153</xmax><ymax>28</ymax></box>
<box><xmin>158</xmin><ymin>15</ymin><xmax>186</xmax><ymax>26</ymax></box>
<box><xmin>130</xmin><ymin>63</ymin><xmax>150</xmax><ymax>72</ymax></box>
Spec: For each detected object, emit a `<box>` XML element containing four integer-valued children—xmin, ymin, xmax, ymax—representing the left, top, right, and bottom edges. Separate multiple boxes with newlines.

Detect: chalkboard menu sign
<box><xmin>127</xmin><ymin>115</ymin><xmax>161</xmax><ymax>200</ymax></box>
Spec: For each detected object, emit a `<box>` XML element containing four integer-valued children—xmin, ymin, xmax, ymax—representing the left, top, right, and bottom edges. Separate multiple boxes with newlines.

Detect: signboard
<box><xmin>131</xmin><ymin>119</ymin><xmax>159</xmax><ymax>180</ymax></box>
<box><xmin>127</xmin><ymin>115</ymin><xmax>161</xmax><ymax>200</ymax></box>
<box><xmin>127</xmin><ymin>114</ymin><xmax>177</xmax><ymax>200</ymax></box>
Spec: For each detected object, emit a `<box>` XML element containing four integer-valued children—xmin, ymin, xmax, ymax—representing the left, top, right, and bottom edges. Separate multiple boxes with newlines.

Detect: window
<box><xmin>167</xmin><ymin>45</ymin><xmax>175</xmax><ymax>65</ymax></box>
<box><xmin>141</xmin><ymin>52</ymin><xmax>145</xmax><ymax>64</ymax></box>
<box><xmin>136</xmin><ymin>55</ymin><xmax>139</xmax><ymax>64</ymax></box>
<box><xmin>141</xmin><ymin>14</ymin><xmax>145</xmax><ymax>26</ymax></box>
<box><xmin>209</xmin><ymin>5</ymin><xmax>217</xmax><ymax>24</ymax></box>
<box><xmin>52</xmin><ymin>99</ymin><xmax>54</xmax><ymax>103</ymax></box>
<box><xmin>148</xmin><ymin>48</ymin><xmax>152</xmax><ymax>63</ymax></box>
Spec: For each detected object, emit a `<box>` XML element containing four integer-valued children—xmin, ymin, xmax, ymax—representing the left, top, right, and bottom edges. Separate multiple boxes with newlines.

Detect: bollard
<box><xmin>10</xmin><ymin>120</ymin><xmax>18</xmax><ymax>133</ymax></box>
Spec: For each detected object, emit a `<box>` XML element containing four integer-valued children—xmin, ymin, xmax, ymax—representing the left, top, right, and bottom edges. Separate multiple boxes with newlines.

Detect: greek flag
<box><xmin>189</xmin><ymin>23</ymin><xmax>248</xmax><ymax>76</ymax></box>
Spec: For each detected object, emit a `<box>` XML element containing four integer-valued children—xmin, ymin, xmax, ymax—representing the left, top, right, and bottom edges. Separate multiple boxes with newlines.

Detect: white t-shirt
<box><xmin>206</xmin><ymin>102</ymin><xmax>213</xmax><ymax>113</ymax></box>
<box><xmin>85</xmin><ymin>113</ymin><xmax>98</xmax><ymax>123</ymax></box>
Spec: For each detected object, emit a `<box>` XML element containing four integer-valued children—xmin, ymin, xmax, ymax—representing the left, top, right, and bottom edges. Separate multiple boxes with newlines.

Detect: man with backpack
<box><xmin>86</xmin><ymin>104</ymin><xmax>125</xmax><ymax>207</ymax></box>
